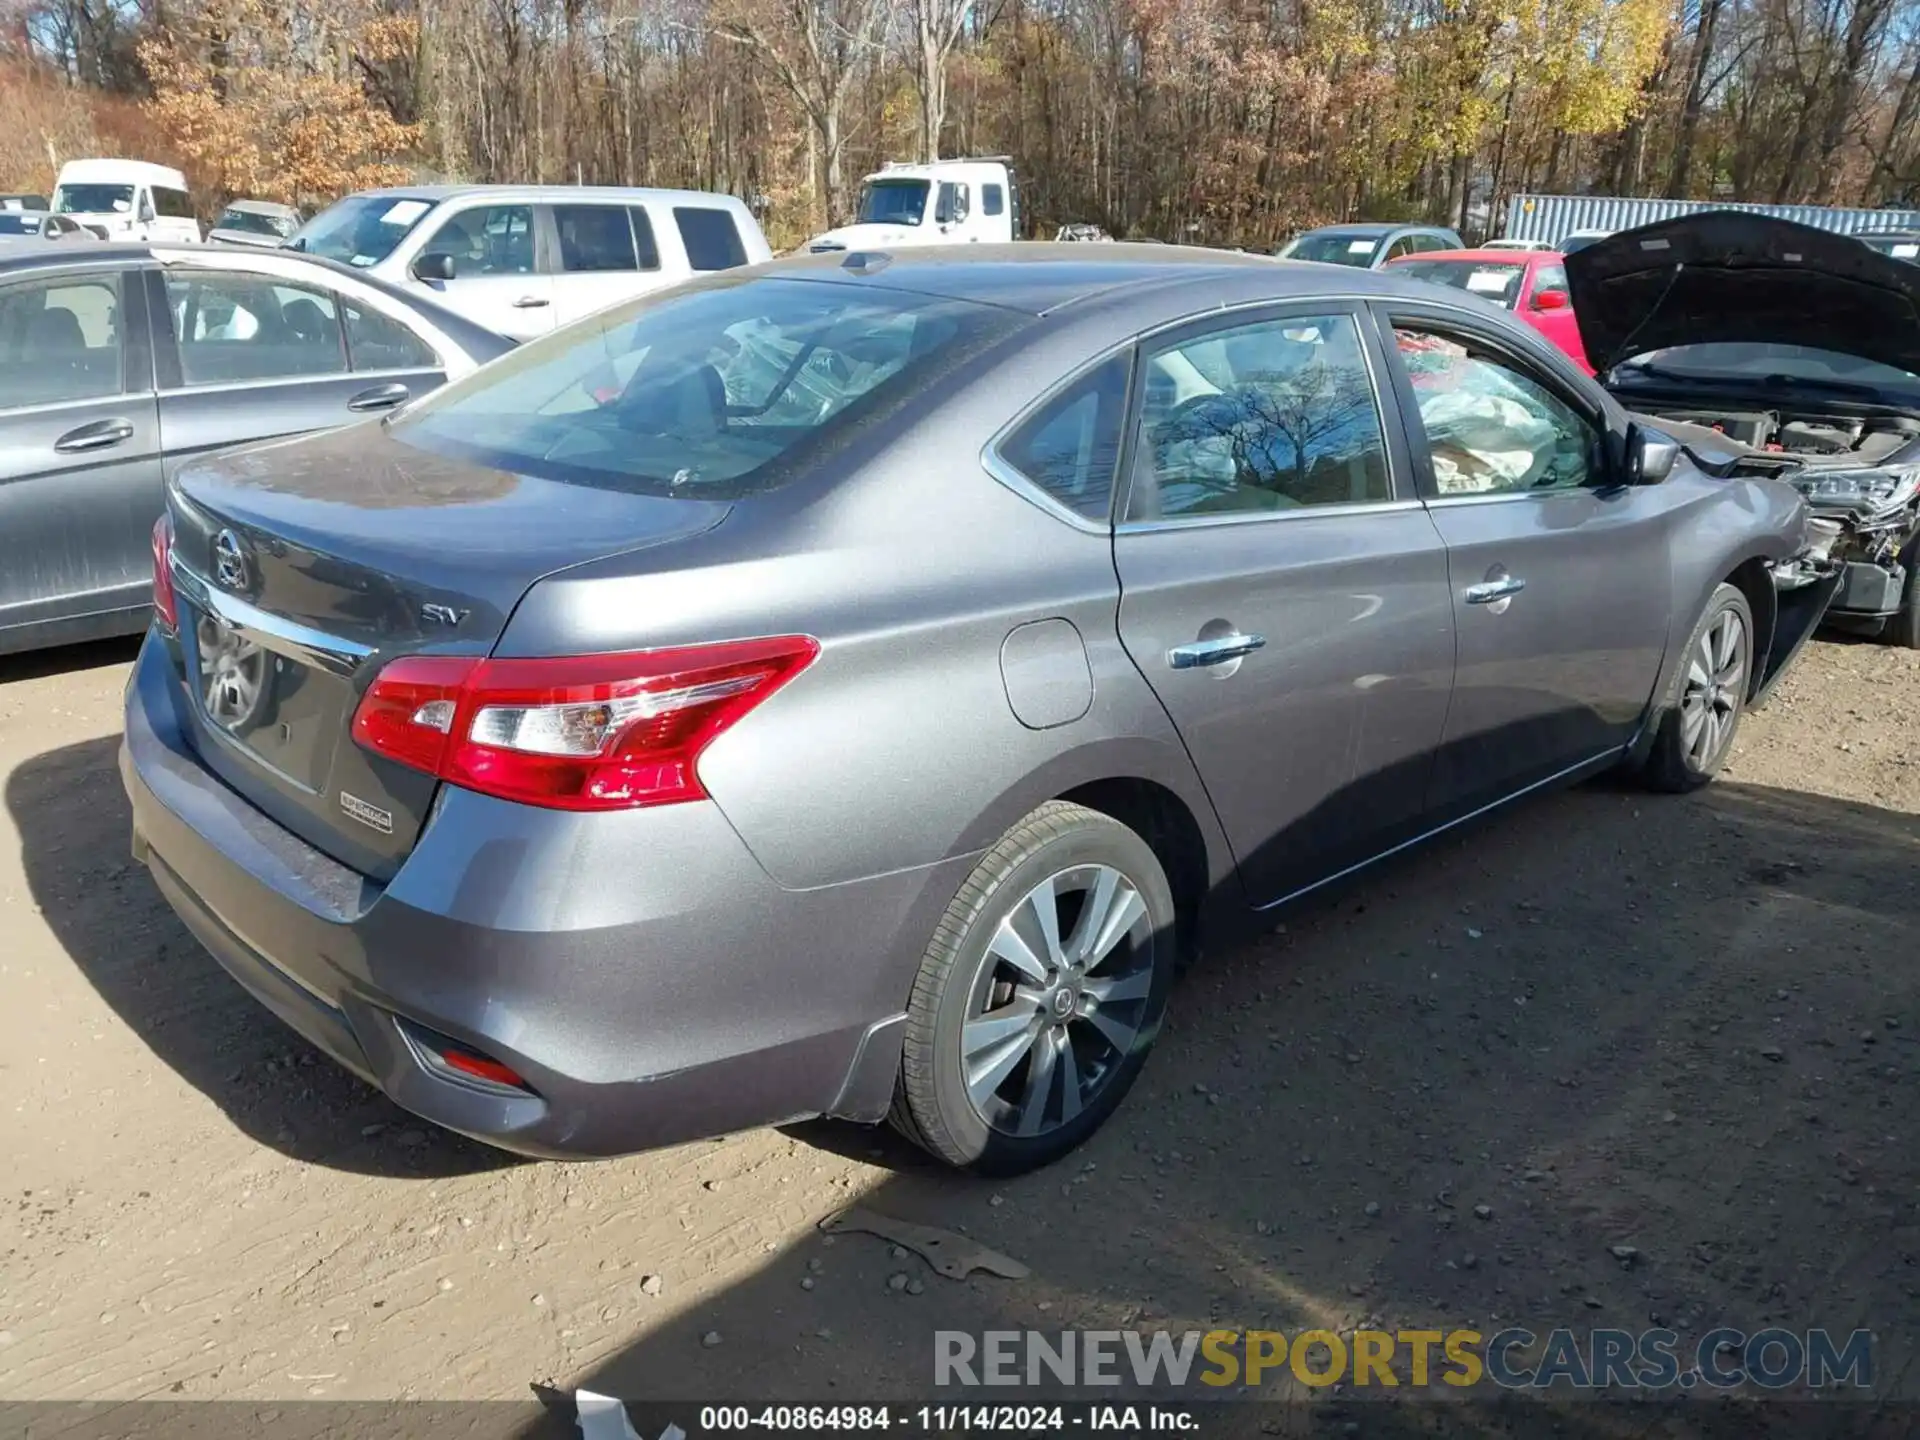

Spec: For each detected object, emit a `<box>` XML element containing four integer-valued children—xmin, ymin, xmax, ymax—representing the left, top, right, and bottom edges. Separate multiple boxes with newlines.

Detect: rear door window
<box><xmin>164</xmin><ymin>273</ymin><xmax>346</xmax><ymax>385</ymax></box>
<box><xmin>673</xmin><ymin>207</ymin><xmax>748</xmax><ymax>271</ymax></box>
<box><xmin>391</xmin><ymin>275</ymin><xmax>1014</xmax><ymax>497</ymax></box>
<box><xmin>0</xmin><ymin>275</ymin><xmax>124</xmax><ymax>408</ymax></box>
<box><xmin>553</xmin><ymin>205</ymin><xmax>640</xmax><ymax>273</ymax></box>
<box><xmin>155</xmin><ymin>187</ymin><xmax>196</xmax><ymax>220</ymax></box>
<box><xmin>343</xmin><ymin>299</ymin><xmax>438</xmax><ymax>372</ymax></box>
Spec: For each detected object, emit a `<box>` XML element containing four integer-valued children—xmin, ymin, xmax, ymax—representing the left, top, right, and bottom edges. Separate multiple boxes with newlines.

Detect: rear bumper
<box><xmin>120</xmin><ymin>630</ymin><xmax>962</xmax><ymax>1158</ymax></box>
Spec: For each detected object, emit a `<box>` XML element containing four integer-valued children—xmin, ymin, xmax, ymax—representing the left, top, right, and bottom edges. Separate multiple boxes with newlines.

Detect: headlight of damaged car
<box><xmin>1795</xmin><ymin>466</ymin><xmax>1920</xmax><ymax>515</ymax></box>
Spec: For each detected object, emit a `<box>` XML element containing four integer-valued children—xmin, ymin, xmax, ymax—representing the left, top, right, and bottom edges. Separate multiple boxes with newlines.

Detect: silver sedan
<box><xmin>120</xmin><ymin>245</ymin><xmax>1832</xmax><ymax>1174</ymax></box>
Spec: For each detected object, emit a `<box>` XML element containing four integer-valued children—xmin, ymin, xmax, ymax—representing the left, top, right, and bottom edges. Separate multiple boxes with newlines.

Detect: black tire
<box><xmin>1884</xmin><ymin>541</ymin><xmax>1920</xmax><ymax>649</ymax></box>
<box><xmin>889</xmin><ymin>801</ymin><xmax>1176</xmax><ymax>1175</ymax></box>
<box><xmin>1641</xmin><ymin>582</ymin><xmax>1755</xmax><ymax>794</ymax></box>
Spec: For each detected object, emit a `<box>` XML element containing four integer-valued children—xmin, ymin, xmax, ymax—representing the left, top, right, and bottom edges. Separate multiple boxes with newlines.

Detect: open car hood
<box><xmin>1565</xmin><ymin>212</ymin><xmax>1920</xmax><ymax>375</ymax></box>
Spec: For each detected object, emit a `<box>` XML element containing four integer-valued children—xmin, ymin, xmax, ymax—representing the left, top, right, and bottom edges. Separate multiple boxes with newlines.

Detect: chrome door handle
<box><xmin>1464</xmin><ymin>577</ymin><xmax>1527</xmax><ymax>605</ymax></box>
<box><xmin>53</xmin><ymin>418</ymin><xmax>135</xmax><ymax>453</ymax></box>
<box><xmin>511</xmin><ymin>296</ymin><xmax>550</xmax><ymax>308</ymax></box>
<box><xmin>1168</xmin><ymin>633</ymin><xmax>1266</xmax><ymax>669</ymax></box>
<box><xmin>347</xmin><ymin>382</ymin><xmax>411</xmax><ymax>413</ymax></box>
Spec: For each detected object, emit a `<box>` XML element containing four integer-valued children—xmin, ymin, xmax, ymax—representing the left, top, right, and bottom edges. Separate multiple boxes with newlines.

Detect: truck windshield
<box><xmin>857</xmin><ymin>179</ymin><xmax>930</xmax><ymax>226</ymax></box>
<box><xmin>53</xmin><ymin>184</ymin><xmax>133</xmax><ymax>215</ymax></box>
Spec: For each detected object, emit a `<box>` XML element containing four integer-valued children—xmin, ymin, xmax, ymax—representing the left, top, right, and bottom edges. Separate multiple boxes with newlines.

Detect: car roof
<box><xmin>750</xmin><ymin>241</ymin><xmax>1508</xmax><ymax>317</ymax></box>
<box><xmin>221</xmin><ymin>199</ymin><xmax>299</xmax><ymax>217</ymax></box>
<box><xmin>335</xmin><ymin>184</ymin><xmax>752</xmax><ymax>208</ymax></box>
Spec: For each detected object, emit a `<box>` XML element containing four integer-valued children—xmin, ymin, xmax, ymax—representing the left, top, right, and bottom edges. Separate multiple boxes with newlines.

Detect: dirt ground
<box><xmin>2</xmin><ymin>634</ymin><xmax>1917</xmax><ymax>1428</ymax></box>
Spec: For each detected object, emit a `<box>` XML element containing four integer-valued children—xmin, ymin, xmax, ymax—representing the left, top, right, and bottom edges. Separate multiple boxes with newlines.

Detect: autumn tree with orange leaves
<box><xmin>137</xmin><ymin>0</ymin><xmax>420</xmax><ymax>209</ymax></box>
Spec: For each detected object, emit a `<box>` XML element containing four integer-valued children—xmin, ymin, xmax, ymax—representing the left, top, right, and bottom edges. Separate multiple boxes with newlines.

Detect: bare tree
<box><xmin>718</xmin><ymin>0</ymin><xmax>890</xmax><ymax>229</ymax></box>
<box><xmin>908</xmin><ymin>0</ymin><xmax>971</xmax><ymax>161</ymax></box>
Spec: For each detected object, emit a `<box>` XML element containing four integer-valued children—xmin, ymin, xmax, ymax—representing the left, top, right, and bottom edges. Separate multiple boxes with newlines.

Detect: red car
<box><xmin>1385</xmin><ymin>248</ymin><xmax>1591</xmax><ymax>374</ymax></box>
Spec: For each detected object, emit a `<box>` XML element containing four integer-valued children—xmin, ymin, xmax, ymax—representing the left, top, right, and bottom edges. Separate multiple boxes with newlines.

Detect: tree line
<box><xmin>5</xmin><ymin>0</ymin><xmax>1919</xmax><ymax>250</ymax></box>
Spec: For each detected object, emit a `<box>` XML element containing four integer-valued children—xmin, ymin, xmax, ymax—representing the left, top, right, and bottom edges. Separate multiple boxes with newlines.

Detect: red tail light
<box><xmin>350</xmin><ymin>636</ymin><xmax>819</xmax><ymax>811</ymax></box>
<box><xmin>151</xmin><ymin>515</ymin><xmax>178</xmax><ymax>630</ymax></box>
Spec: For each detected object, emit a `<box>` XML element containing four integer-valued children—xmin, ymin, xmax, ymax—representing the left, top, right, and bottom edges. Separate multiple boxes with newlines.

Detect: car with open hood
<box><xmin>1568</xmin><ymin>212</ymin><xmax>1920</xmax><ymax>646</ymax></box>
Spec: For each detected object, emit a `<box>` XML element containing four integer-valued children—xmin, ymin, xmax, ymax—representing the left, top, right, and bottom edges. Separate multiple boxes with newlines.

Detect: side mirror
<box><xmin>1531</xmin><ymin>288</ymin><xmax>1569</xmax><ymax>312</ymax></box>
<box><xmin>412</xmin><ymin>251</ymin><xmax>457</xmax><ymax>282</ymax></box>
<box><xmin>137</xmin><ymin>195</ymin><xmax>156</xmax><ymax>224</ymax></box>
<box><xmin>1628</xmin><ymin>423</ymin><xmax>1680</xmax><ymax>485</ymax></box>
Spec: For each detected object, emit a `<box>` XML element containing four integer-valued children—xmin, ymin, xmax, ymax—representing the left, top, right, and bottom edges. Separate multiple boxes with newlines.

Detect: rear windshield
<box><xmin>1282</xmin><ymin>232</ymin><xmax>1381</xmax><ymax>266</ymax></box>
<box><xmin>390</xmin><ymin>275</ymin><xmax>1013</xmax><ymax>498</ymax></box>
<box><xmin>218</xmin><ymin>207</ymin><xmax>298</xmax><ymax>239</ymax></box>
<box><xmin>1390</xmin><ymin>258</ymin><xmax>1526</xmax><ymax>308</ymax></box>
<box><xmin>291</xmin><ymin>194</ymin><xmax>435</xmax><ymax>267</ymax></box>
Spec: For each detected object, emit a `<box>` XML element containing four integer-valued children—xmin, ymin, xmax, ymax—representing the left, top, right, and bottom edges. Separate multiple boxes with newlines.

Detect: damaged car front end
<box><xmin>1568</xmin><ymin>213</ymin><xmax>1920</xmax><ymax>646</ymax></box>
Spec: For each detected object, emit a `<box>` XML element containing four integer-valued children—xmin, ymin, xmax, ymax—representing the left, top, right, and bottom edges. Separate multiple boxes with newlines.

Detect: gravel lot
<box><xmin>2</xmin><ymin>634</ymin><xmax>1916</xmax><ymax>1427</ymax></box>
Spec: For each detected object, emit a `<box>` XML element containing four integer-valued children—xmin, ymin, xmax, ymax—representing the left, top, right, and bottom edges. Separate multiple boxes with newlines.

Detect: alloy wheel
<box><xmin>1679</xmin><ymin>607</ymin><xmax>1746</xmax><ymax>771</ymax></box>
<box><xmin>960</xmin><ymin>863</ymin><xmax>1157</xmax><ymax>1139</ymax></box>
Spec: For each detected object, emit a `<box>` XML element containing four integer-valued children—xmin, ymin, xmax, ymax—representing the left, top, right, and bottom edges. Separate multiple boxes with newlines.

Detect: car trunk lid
<box><xmin>165</xmin><ymin>422</ymin><xmax>731</xmax><ymax>880</ymax></box>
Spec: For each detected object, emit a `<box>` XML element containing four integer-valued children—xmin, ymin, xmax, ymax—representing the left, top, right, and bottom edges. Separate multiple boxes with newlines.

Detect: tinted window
<box><xmin>344</xmin><ymin>300</ymin><xmax>437</xmax><ymax>372</ymax></box>
<box><xmin>999</xmin><ymin>354</ymin><xmax>1129</xmax><ymax>521</ymax></box>
<box><xmin>0</xmin><ymin>214</ymin><xmax>39</xmax><ymax>235</ymax></box>
<box><xmin>165</xmin><ymin>273</ymin><xmax>346</xmax><ymax>385</ymax></box>
<box><xmin>674</xmin><ymin>207</ymin><xmax>747</xmax><ymax>271</ymax></box>
<box><xmin>423</xmin><ymin>204</ymin><xmax>535</xmax><ymax>276</ymax></box>
<box><xmin>391</xmin><ymin>276</ymin><xmax>1009</xmax><ymax>499</ymax></box>
<box><xmin>155</xmin><ymin>187</ymin><xmax>195</xmax><ymax>219</ymax></box>
<box><xmin>982</xmin><ymin>184</ymin><xmax>1005</xmax><ymax>217</ymax></box>
<box><xmin>1384</xmin><ymin>235</ymin><xmax>1418</xmax><ymax>261</ymax></box>
<box><xmin>292</xmin><ymin>194</ymin><xmax>434</xmax><ymax>267</ymax></box>
<box><xmin>1392</xmin><ymin>327</ymin><xmax>1598</xmax><ymax>494</ymax></box>
<box><xmin>554</xmin><ymin>205</ymin><xmax>638</xmax><ymax>273</ymax></box>
<box><xmin>628</xmin><ymin>207</ymin><xmax>662</xmax><ymax>270</ymax></box>
<box><xmin>1391</xmin><ymin>259</ymin><xmax>1526</xmax><ymax>309</ymax></box>
<box><xmin>0</xmin><ymin>276</ymin><xmax>122</xmax><ymax>408</ymax></box>
<box><xmin>1127</xmin><ymin>313</ymin><xmax>1391</xmax><ymax>520</ymax></box>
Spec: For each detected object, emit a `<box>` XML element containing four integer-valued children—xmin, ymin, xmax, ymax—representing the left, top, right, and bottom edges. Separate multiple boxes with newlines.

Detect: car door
<box><xmin>1517</xmin><ymin>261</ymin><xmax>1590</xmax><ymax>372</ymax></box>
<box><xmin>0</xmin><ymin>266</ymin><xmax>163</xmax><ymax>645</ymax></box>
<box><xmin>412</xmin><ymin>203</ymin><xmax>552</xmax><ymax>339</ymax></box>
<box><xmin>1112</xmin><ymin>304</ymin><xmax>1458</xmax><ymax>906</ymax></box>
<box><xmin>1373</xmin><ymin>303</ymin><xmax>1672</xmax><ymax>820</ymax></box>
<box><xmin>545</xmin><ymin>202</ymin><xmax>663</xmax><ymax>327</ymax></box>
<box><xmin>151</xmin><ymin>267</ymin><xmax>448</xmax><ymax>478</ymax></box>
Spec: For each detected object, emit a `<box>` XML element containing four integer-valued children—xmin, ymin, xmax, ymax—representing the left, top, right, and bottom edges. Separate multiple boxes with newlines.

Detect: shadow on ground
<box><xmin>0</xmin><ymin>634</ymin><xmax>140</xmax><ymax>685</ymax></box>
<box><xmin>514</xmin><ymin>779</ymin><xmax>1914</xmax><ymax>1435</ymax></box>
<box><xmin>6</xmin><ymin>733</ymin><xmax>516</xmax><ymax>1179</ymax></box>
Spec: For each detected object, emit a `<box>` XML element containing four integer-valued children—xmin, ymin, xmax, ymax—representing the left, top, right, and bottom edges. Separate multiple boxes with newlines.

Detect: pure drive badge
<box><xmin>339</xmin><ymin>790</ymin><xmax>394</xmax><ymax>835</ymax></box>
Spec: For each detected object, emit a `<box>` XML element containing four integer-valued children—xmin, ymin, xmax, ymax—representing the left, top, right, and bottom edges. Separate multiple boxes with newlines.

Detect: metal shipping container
<box><xmin>1503</xmin><ymin>193</ymin><xmax>1920</xmax><ymax>245</ymax></box>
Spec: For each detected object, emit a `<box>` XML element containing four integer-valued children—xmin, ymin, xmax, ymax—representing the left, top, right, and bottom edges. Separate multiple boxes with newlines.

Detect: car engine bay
<box><xmin>1633</xmin><ymin>404</ymin><xmax>1920</xmax><ymax>633</ymax></box>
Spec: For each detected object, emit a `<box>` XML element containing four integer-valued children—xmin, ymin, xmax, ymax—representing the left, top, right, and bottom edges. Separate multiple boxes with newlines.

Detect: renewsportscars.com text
<box><xmin>934</xmin><ymin>1327</ymin><xmax>1874</xmax><ymax>1391</ymax></box>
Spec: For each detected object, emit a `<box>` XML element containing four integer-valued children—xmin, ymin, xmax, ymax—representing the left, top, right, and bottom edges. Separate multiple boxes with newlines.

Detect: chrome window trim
<box><xmin>978</xmin><ymin>286</ymin><xmax>1580</xmax><ymax>533</ymax></box>
<box><xmin>1425</xmin><ymin>486</ymin><xmax>1601</xmax><ymax>509</ymax></box>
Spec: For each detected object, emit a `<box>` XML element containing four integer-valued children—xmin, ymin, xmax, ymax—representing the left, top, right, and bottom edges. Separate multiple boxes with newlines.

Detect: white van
<box><xmin>51</xmin><ymin>160</ymin><xmax>200</xmax><ymax>243</ymax></box>
<box><xmin>285</xmin><ymin>185</ymin><xmax>773</xmax><ymax>341</ymax></box>
<box><xmin>806</xmin><ymin>158</ymin><xmax>1021</xmax><ymax>252</ymax></box>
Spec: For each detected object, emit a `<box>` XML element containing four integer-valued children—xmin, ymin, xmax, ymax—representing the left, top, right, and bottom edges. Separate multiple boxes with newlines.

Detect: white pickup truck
<box><xmin>807</xmin><ymin>158</ymin><xmax>1021</xmax><ymax>252</ymax></box>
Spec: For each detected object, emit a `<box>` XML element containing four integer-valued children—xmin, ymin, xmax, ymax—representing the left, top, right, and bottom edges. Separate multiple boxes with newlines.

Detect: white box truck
<box><xmin>806</xmin><ymin>158</ymin><xmax>1020</xmax><ymax>252</ymax></box>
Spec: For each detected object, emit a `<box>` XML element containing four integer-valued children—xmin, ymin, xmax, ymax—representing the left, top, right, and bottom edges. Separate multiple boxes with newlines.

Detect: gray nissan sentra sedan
<box><xmin>120</xmin><ymin>244</ymin><xmax>1837</xmax><ymax>1174</ymax></box>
